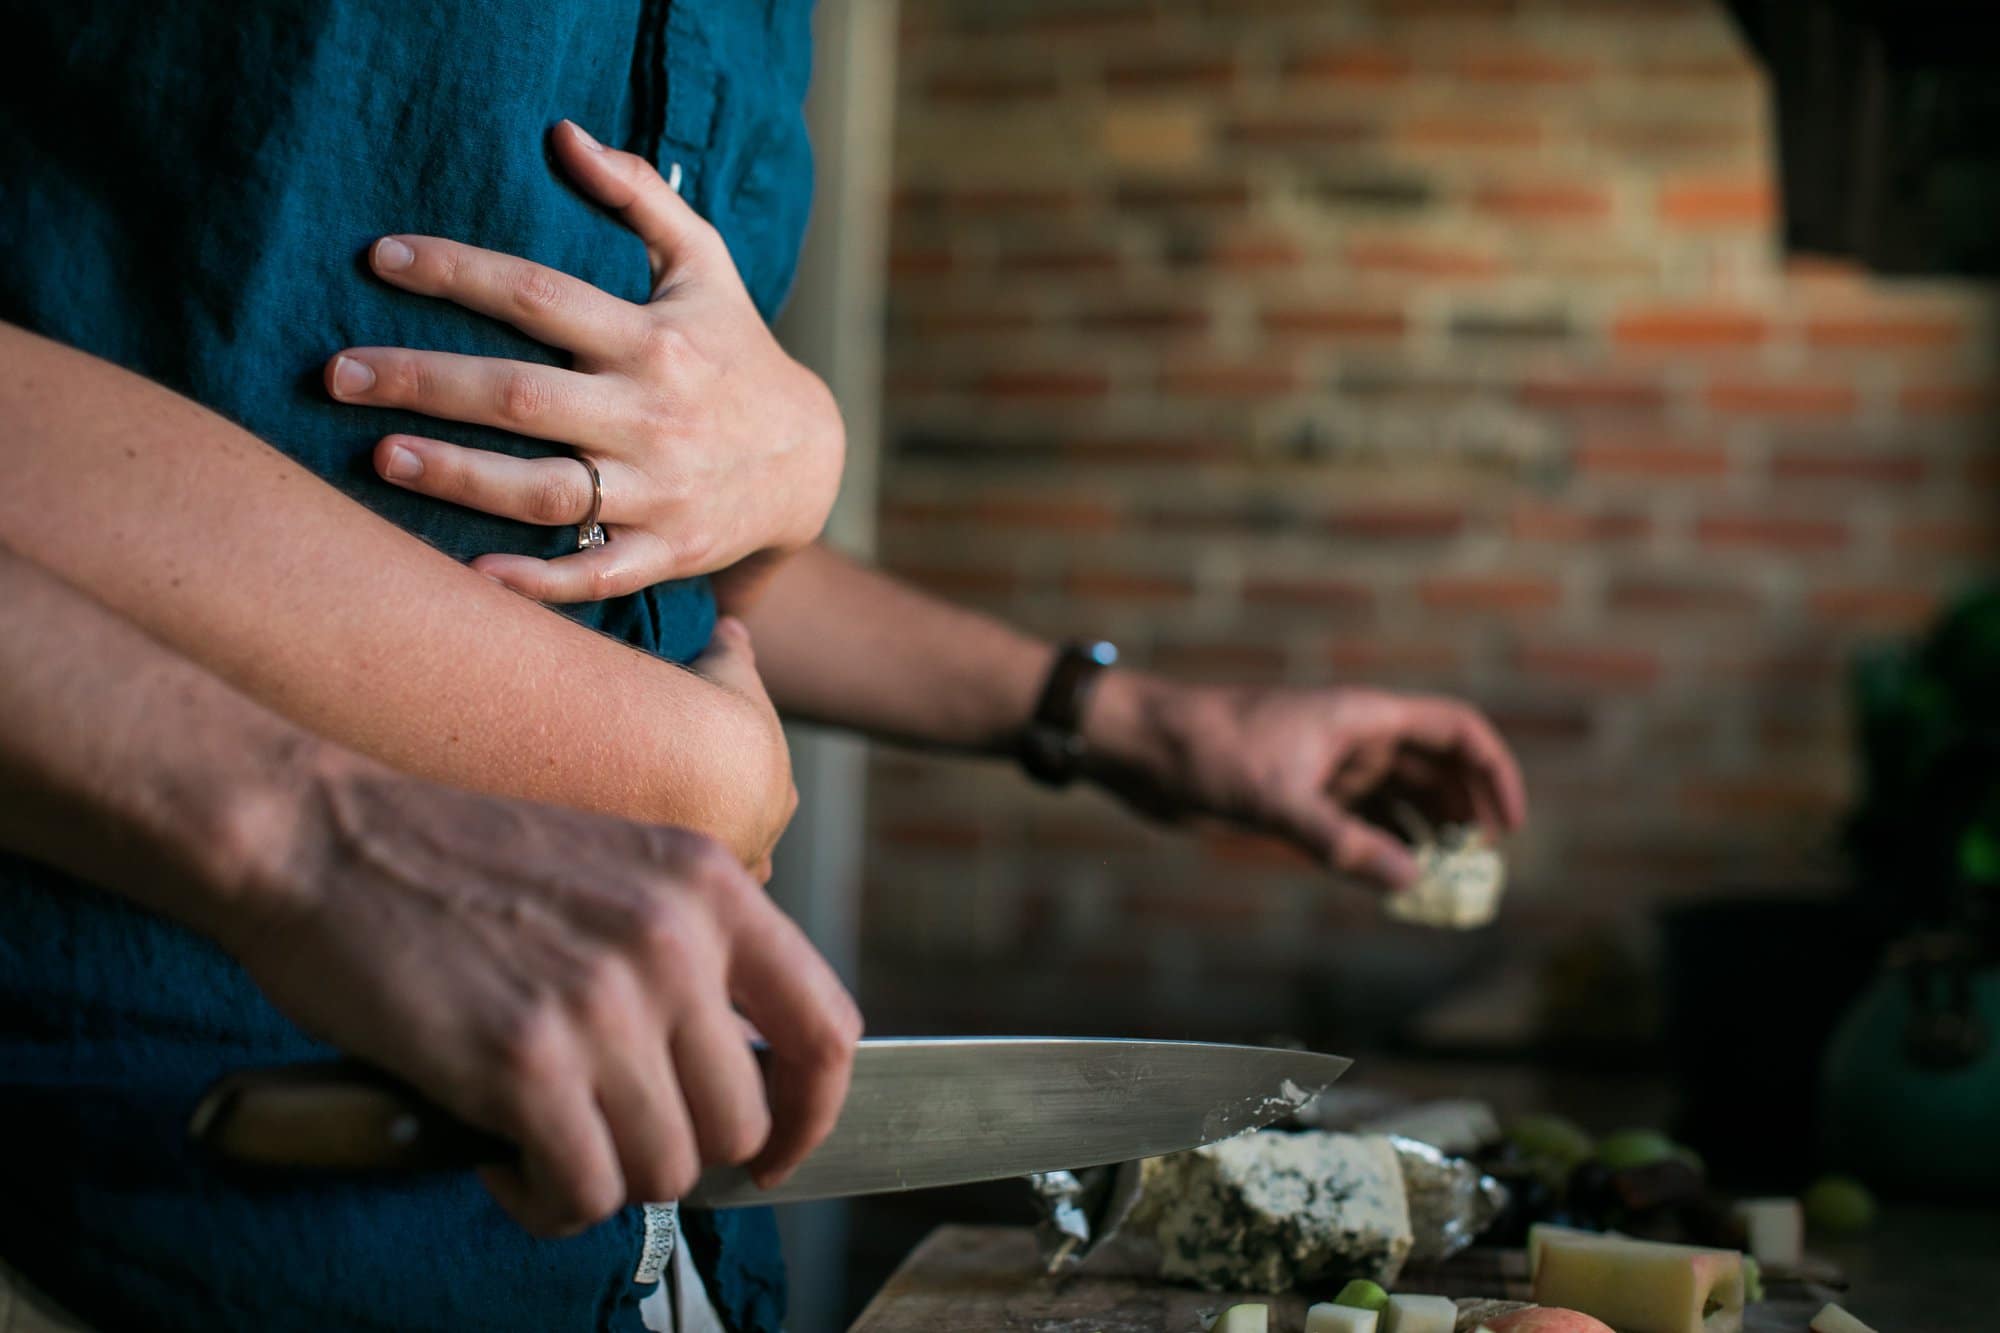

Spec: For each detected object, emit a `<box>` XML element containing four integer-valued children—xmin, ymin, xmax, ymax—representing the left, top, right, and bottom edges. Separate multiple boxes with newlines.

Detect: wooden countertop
<box><xmin>849</xmin><ymin>1219</ymin><xmax>1999</xmax><ymax>1333</ymax></box>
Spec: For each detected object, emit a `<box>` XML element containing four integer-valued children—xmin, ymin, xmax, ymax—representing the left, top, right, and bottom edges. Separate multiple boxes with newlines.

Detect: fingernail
<box><xmin>566</xmin><ymin>119</ymin><xmax>603</xmax><ymax>152</ymax></box>
<box><xmin>382</xmin><ymin>442</ymin><xmax>422</xmax><ymax>481</ymax></box>
<box><xmin>373</xmin><ymin>236</ymin><xmax>415</xmax><ymax>272</ymax></box>
<box><xmin>330</xmin><ymin>355</ymin><xmax>376</xmax><ymax>397</ymax></box>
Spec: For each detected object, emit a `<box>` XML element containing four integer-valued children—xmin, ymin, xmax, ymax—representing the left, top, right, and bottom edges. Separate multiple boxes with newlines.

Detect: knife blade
<box><xmin>188</xmin><ymin>1037</ymin><xmax>1351</xmax><ymax>1207</ymax></box>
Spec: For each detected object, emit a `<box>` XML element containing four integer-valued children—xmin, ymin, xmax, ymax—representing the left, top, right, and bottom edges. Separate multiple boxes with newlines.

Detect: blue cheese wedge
<box><xmin>1137</xmin><ymin>1131</ymin><xmax>1414</xmax><ymax>1291</ymax></box>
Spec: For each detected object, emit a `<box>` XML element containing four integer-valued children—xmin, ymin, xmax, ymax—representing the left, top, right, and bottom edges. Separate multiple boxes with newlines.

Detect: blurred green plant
<box><xmin>1847</xmin><ymin>582</ymin><xmax>2000</xmax><ymax>938</ymax></box>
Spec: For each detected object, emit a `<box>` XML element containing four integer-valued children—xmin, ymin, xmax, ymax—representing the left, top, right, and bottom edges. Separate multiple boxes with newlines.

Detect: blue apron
<box><xmin>0</xmin><ymin>2</ymin><xmax>815</xmax><ymax>1329</ymax></box>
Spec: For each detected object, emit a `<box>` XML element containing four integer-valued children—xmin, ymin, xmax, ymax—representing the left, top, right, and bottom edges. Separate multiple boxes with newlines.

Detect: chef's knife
<box><xmin>189</xmin><ymin>1037</ymin><xmax>1350</xmax><ymax>1207</ymax></box>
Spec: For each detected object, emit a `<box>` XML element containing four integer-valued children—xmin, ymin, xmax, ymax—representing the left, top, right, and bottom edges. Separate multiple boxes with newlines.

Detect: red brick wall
<box><xmin>860</xmin><ymin>0</ymin><xmax>1998</xmax><ymax>1042</ymax></box>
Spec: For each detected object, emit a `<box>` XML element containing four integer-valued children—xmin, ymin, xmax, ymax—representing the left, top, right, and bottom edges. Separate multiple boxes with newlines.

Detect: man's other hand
<box><xmin>1081</xmin><ymin>676</ymin><xmax>1528</xmax><ymax>893</ymax></box>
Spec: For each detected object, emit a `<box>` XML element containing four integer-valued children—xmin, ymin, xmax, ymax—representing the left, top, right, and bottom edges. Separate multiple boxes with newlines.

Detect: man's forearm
<box><xmin>0</xmin><ymin>324</ymin><xmax>784</xmax><ymax>860</ymax></box>
<box><xmin>0</xmin><ymin>543</ymin><xmax>317</xmax><ymax>939</ymax></box>
<box><xmin>741</xmin><ymin>544</ymin><xmax>1165</xmax><ymax>769</ymax></box>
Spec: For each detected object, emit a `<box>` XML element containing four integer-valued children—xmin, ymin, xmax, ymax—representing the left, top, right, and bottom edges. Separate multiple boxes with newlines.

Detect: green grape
<box><xmin>1595</xmin><ymin>1128</ymin><xmax>1677</xmax><ymax>1172</ymax></box>
<box><xmin>1506</xmin><ymin>1113</ymin><xmax>1595</xmax><ymax>1169</ymax></box>
<box><xmin>1333</xmin><ymin>1280</ymin><xmax>1390</xmax><ymax>1312</ymax></box>
<box><xmin>1803</xmin><ymin>1176</ymin><xmax>1876</xmax><ymax>1235</ymax></box>
<box><xmin>1743</xmin><ymin>1256</ymin><xmax>1764</xmax><ymax>1303</ymax></box>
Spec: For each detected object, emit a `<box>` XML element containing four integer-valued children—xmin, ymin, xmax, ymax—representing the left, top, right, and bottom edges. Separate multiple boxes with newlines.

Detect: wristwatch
<box><xmin>1017</xmin><ymin>640</ymin><xmax>1119</xmax><ymax>787</ymax></box>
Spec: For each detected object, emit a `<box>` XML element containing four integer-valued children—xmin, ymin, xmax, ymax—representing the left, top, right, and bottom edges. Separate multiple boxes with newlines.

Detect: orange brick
<box><xmin>1900</xmin><ymin>382</ymin><xmax>2000</xmax><ymax>417</ymax></box>
<box><xmin>1612</xmin><ymin>307</ymin><xmax>1769</xmax><ymax>347</ymax></box>
<box><xmin>1227</xmin><ymin>114</ymin><xmax>1377</xmax><ymax>148</ymax></box>
<box><xmin>1402</xmin><ymin>115</ymin><xmax>1544</xmax><ymax>150</ymax></box>
<box><xmin>1161</xmin><ymin>362</ymin><xmax>1298</xmax><ymax>397</ymax></box>
<box><xmin>1203</xmin><ymin>231</ymin><xmax>1306</xmax><ymax>270</ymax></box>
<box><xmin>1348</xmin><ymin>238</ymin><xmax>1501</xmax><ymax>278</ymax></box>
<box><xmin>900</xmin><ymin>306</ymin><xmax>1037</xmax><ymax>335</ymax></box>
<box><xmin>1242</xmin><ymin>578</ymin><xmax>1376</xmax><ymax>609</ymax></box>
<box><xmin>1681</xmin><ymin>778</ymin><xmax>1844</xmax><ymax>819</ymax></box>
<box><xmin>1199</xmin><ymin>829</ymin><xmax>1317</xmax><ymax>871</ymax></box>
<box><xmin>1607</xmin><ymin>577</ymin><xmax>1760</xmax><ymax>615</ymax></box>
<box><xmin>995</xmin><ymin>244</ymin><xmax>1120</xmax><ymax>274</ymax></box>
<box><xmin>1521</xmin><ymin>376</ymin><xmax>1669</xmax><ymax>413</ymax></box>
<box><xmin>1419</xmin><ymin>575</ymin><xmax>1563</xmax><ymax>612</ymax></box>
<box><xmin>1894</xmin><ymin>520</ymin><xmax>2000</xmax><ymax>558</ymax></box>
<box><xmin>1518</xmin><ymin>645</ymin><xmax>1661</xmax><ymax>689</ymax></box>
<box><xmin>1260</xmin><ymin>305</ymin><xmax>1406</xmax><ymax>339</ymax></box>
<box><xmin>1326</xmin><ymin>505</ymin><xmax>1467</xmax><ymax>540</ymax></box>
<box><xmin>888</xmin><ymin>247</ymin><xmax>955</xmax><ymax>276</ymax></box>
<box><xmin>1150</xmin><ymin>642</ymin><xmax>1290</xmax><ymax>680</ymax></box>
<box><xmin>1632</xmin><ymin>56</ymin><xmax>1760</xmax><ymax>86</ymax></box>
<box><xmin>1454</xmin><ymin>50</ymin><xmax>1595</xmax><ymax>84</ymax></box>
<box><xmin>1510</xmin><ymin>504</ymin><xmax>1650</xmax><ymax>542</ymax></box>
<box><xmin>1659</xmin><ymin>178</ymin><xmax>1776</xmax><ymax>227</ymax></box>
<box><xmin>1061</xmin><ymin>435</ymin><xmax>1237</xmax><ymax>465</ymax></box>
<box><xmin>1076</xmin><ymin>303</ymin><xmax>1211</xmax><ymax>334</ymax></box>
<box><xmin>1105</xmin><ymin>55</ymin><xmax>1240</xmax><ymax>93</ymax></box>
<box><xmin>1805</xmin><ymin>313</ymin><xmax>1967</xmax><ymax>349</ymax></box>
<box><xmin>1114</xmin><ymin>179</ymin><xmax>1253</xmax><ymax>211</ymax></box>
<box><xmin>927</xmin><ymin>71</ymin><xmax>1059</xmax><ymax>103</ymax></box>
<box><xmin>892</xmin><ymin>565</ymin><xmax>1019</xmax><ymax>600</ymax></box>
<box><xmin>1066</xmin><ymin>570</ymin><xmax>1192</xmax><ymax>602</ymax></box>
<box><xmin>1473</xmin><ymin>183</ymin><xmax>1613</xmax><ymax>220</ymax></box>
<box><xmin>1697</xmin><ymin>514</ymin><xmax>1849</xmax><ymax>550</ymax></box>
<box><xmin>1808</xmin><ymin>585</ymin><xmax>1940</xmax><ymax>629</ymax></box>
<box><xmin>878</xmin><ymin>819</ymin><xmax>989</xmax><ymax>850</ymax></box>
<box><xmin>1772</xmin><ymin>449</ymin><xmax>1925</xmax><ymax>485</ymax></box>
<box><xmin>1325</xmin><ymin>639</ymin><xmax>1462</xmax><ymax>675</ymax></box>
<box><xmin>1287</xmin><ymin>44</ymin><xmax>1414</xmax><ymax>83</ymax></box>
<box><xmin>975</xmin><ymin>369</ymin><xmax>1111</xmax><ymax>401</ymax></box>
<box><xmin>1574</xmin><ymin>436</ymin><xmax>1731</xmax><ymax>477</ymax></box>
<box><xmin>1707</xmin><ymin>380</ymin><xmax>1858</xmax><ymax>417</ymax></box>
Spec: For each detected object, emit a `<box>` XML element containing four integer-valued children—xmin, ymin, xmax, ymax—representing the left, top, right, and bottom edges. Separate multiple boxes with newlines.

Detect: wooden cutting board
<box><xmin>847</xmin><ymin>1225</ymin><xmax>1833</xmax><ymax>1333</ymax></box>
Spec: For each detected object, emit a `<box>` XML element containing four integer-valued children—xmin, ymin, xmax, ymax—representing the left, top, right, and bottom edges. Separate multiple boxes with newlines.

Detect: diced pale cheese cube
<box><xmin>1306</xmin><ymin>1302</ymin><xmax>1379</xmax><ymax>1333</ymax></box>
<box><xmin>1526</xmin><ymin>1224</ymin><xmax>1604</xmax><ymax>1278</ymax></box>
<box><xmin>1381</xmin><ymin>1294</ymin><xmax>1456</xmax><ymax>1333</ymax></box>
<box><xmin>1731</xmin><ymin>1197</ymin><xmax>1803</xmax><ymax>1267</ymax></box>
<box><xmin>1215</xmin><ymin>1304</ymin><xmax>1269</xmax><ymax>1333</ymax></box>
<box><xmin>1809</xmin><ymin>1304</ymin><xmax>1876</xmax><ymax>1333</ymax></box>
<box><xmin>1533</xmin><ymin>1233</ymin><xmax>1745</xmax><ymax>1333</ymax></box>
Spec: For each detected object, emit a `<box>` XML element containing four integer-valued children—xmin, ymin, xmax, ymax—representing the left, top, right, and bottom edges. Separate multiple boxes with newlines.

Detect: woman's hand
<box><xmin>324</xmin><ymin>119</ymin><xmax>845</xmax><ymax>613</ymax></box>
<box><xmin>1081</xmin><ymin>673</ymin><xmax>1528</xmax><ymax>892</ymax></box>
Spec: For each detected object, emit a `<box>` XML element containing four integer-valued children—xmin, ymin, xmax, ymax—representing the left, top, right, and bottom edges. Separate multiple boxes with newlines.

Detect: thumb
<box><xmin>692</xmin><ymin>616</ymin><xmax>763</xmax><ymax>695</ymax></box>
<box><xmin>1285</xmin><ymin>803</ymin><xmax>1420</xmax><ymax>893</ymax></box>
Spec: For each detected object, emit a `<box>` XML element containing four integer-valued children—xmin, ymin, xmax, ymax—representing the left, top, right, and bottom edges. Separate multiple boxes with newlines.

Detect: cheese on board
<box><xmin>1731</xmin><ymin>1198</ymin><xmax>1803</xmax><ymax>1266</ymax></box>
<box><xmin>1138</xmin><ymin>1131</ymin><xmax>1414</xmax><ymax>1291</ymax></box>
<box><xmin>1533</xmin><ymin>1233</ymin><xmax>1745</xmax><ymax>1333</ymax></box>
<box><xmin>1382</xmin><ymin>1294</ymin><xmax>1457</xmax><ymax>1333</ymax></box>
<box><xmin>1307</xmin><ymin>1303</ymin><xmax>1380</xmax><ymax>1333</ymax></box>
<box><xmin>1808</xmin><ymin>1305</ymin><xmax>1876</xmax><ymax>1333</ymax></box>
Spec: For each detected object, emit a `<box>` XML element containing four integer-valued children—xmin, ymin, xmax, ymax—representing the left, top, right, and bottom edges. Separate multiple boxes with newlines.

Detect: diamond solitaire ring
<box><xmin>576</xmin><ymin>454</ymin><xmax>606</xmax><ymax>550</ymax></box>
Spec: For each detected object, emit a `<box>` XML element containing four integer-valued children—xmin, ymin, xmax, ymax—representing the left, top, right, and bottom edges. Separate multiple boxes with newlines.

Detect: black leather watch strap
<box><xmin>1017</xmin><ymin>641</ymin><xmax>1118</xmax><ymax>787</ymax></box>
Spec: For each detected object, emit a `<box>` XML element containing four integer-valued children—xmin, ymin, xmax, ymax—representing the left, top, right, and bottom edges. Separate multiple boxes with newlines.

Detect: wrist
<box><xmin>189</xmin><ymin>727</ymin><xmax>351</xmax><ymax>943</ymax></box>
<box><xmin>1078</xmin><ymin>667</ymin><xmax>1191</xmax><ymax>792</ymax></box>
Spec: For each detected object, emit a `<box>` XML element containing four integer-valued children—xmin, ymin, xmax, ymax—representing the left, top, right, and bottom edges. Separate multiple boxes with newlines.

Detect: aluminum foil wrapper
<box><xmin>1026</xmin><ymin>1133</ymin><xmax>1507</xmax><ymax>1275</ymax></box>
<box><xmin>1028</xmin><ymin>1159</ymin><xmax>1147</xmax><ymax>1273</ymax></box>
<box><xmin>1386</xmin><ymin>1134</ymin><xmax>1509</xmax><ymax>1264</ymax></box>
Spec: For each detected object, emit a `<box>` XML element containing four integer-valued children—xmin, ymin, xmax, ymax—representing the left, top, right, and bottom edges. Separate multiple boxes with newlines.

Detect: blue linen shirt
<box><xmin>0</xmin><ymin>2</ymin><xmax>815</xmax><ymax>1329</ymax></box>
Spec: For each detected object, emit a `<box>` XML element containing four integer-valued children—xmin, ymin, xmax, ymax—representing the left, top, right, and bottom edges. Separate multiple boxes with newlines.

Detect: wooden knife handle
<box><xmin>189</xmin><ymin>1062</ymin><xmax>511</xmax><ymax>1173</ymax></box>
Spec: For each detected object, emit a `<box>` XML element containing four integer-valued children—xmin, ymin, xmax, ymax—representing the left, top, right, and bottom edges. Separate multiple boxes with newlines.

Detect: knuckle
<box><xmin>661</xmin><ymin>1154</ymin><xmax>702</xmax><ymax>1202</ymax></box>
<box><xmin>561</xmin><ymin>1165</ymin><xmax>625</xmax><ymax>1225</ymax></box>
<box><xmin>634</xmin><ymin>321</ymin><xmax>693</xmax><ymax>373</ymax></box>
<box><xmin>583</xmin><ymin>562</ymin><xmax>625</xmax><ymax>602</ymax></box>
<box><xmin>435</xmin><ymin>245</ymin><xmax>465</xmax><ymax>288</ymax></box>
<box><xmin>498</xmin><ymin>371</ymin><xmax>550</xmax><ymax>425</ymax></box>
<box><xmin>498</xmin><ymin>1002</ymin><xmax>570</xmax><ymax>1080</ymax></box>
<box><xmin>528</xmin><ymin>470</ymin><xmax>583</xmax><ymax>524</ymax></box>
<box><xmin>717</xmin><ymin>1109</ymin><xmax>771</xmax><ymax>1167</ymax></box>
<box><xmin>511</xmin><ymin>267</ymin><xmax>566</xmax><ymax>317</ymax></box>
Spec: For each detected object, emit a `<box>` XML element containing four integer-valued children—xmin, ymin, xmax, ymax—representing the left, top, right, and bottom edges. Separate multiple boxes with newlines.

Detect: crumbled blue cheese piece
<box><xmin>1138</xmin><ymin>1131</ymin><xmax>1414</xmax><ymax>1291</ymax></box>
<box><xmin>1384</xmin><ymin>825</ymin><xmax>1505</xmax><ymax>930</ymax></box>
